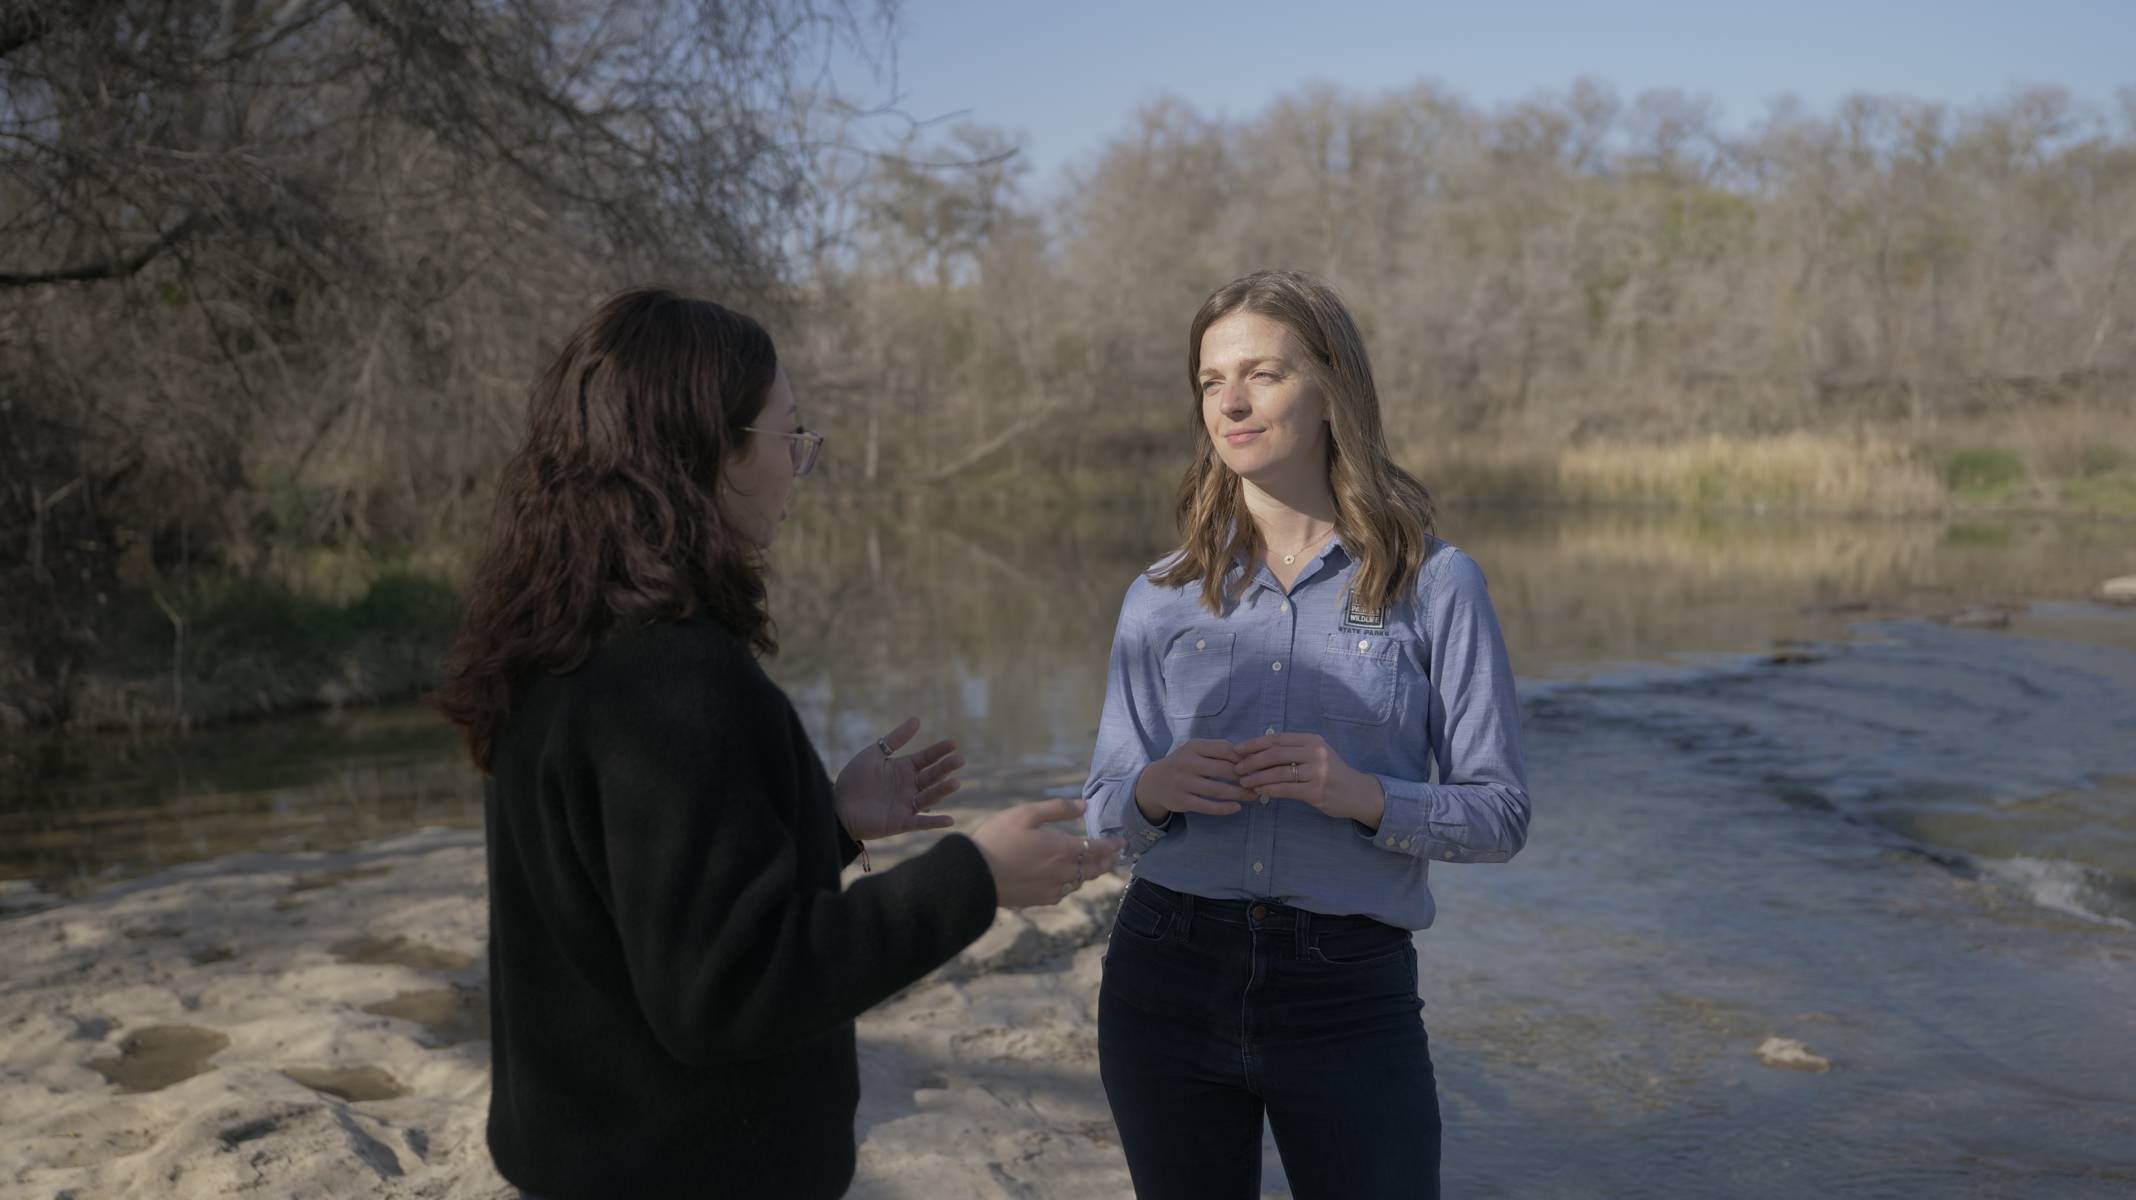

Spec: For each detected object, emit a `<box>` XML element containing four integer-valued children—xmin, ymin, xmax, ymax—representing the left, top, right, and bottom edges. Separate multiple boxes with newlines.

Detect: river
<box><xmin>4</xmin><ymin>507</ymin><xmax>2133</xmax><ymax>1196</ymax></box>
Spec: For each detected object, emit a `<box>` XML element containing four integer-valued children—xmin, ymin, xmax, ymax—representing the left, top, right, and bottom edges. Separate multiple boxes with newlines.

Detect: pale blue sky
<box><xmin>832</xmin><ymin>0</ymin><xmax>2132</xmax><ymax>184</ymax></box>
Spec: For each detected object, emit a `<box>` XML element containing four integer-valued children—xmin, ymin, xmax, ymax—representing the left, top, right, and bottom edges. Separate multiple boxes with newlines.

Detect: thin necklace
<box><xmin>1271</xmin><ymin>522</ymin><xmax>1335</xmax><ymax>566</ymax></box>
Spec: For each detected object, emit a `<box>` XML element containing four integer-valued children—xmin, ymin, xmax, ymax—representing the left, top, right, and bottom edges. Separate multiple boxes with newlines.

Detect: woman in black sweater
<box><xmin>438</xmin><ymin>288</ymin><xmax>1122</xmax><ymax>1198</ymax></box>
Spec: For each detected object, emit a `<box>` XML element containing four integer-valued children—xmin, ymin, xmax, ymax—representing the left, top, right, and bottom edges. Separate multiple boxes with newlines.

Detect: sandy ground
<box><xmin>0</xmin><ymin>805</ymin><xmax>1169</xmax><ymax>1200</ymax></box>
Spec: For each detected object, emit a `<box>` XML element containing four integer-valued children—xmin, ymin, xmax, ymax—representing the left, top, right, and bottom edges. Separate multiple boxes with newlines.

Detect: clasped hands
<box><xmin>1133</xmin><ymin>734</ymin><xmax>1386</xmax><ymax>830</ymax></box>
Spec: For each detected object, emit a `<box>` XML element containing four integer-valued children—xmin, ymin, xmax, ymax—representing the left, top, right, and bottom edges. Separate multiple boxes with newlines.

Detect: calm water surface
<box><xmin>4</xmin><ymin>507</ymin><xmax>2134</xmax><ymax>1196</ymax></box>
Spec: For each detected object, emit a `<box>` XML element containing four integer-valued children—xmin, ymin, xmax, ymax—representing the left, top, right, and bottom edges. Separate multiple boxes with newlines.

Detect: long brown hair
<box><xmin>1153</xmin><ymin>269</ymin><xmax>1436</xmax><ymax>615</ymax></box>
<box><xmin>436</xmin><ymin>287</ymin><xmax>780</xmax><ymax>772</ymax></box>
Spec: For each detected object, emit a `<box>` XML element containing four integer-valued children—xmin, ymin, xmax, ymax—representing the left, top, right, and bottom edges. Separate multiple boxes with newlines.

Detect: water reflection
<box><xmin>0</xmin><ymin>706</ymin><xmax>475</xmax><ymax>894</ymax></box>
<box><xmin>2</xmin><ymin>508</ymin><xmax>2131</xmax><ymax>891</ymax></box>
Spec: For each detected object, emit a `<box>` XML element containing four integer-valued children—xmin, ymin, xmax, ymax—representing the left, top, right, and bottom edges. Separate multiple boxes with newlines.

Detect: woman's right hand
<box><xmin>1133</xmin><ymin>738</ymin><xmax>1249</xmax><ymax>823</ymax></box>
<box><xmin>970</xmin><ymin>798</ymin><xmax>1126</xmax><ymax>908</ymax></box>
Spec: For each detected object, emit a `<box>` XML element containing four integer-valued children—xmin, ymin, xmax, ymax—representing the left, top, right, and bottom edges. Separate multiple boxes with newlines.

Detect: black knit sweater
<box><xmin>482</xmin><ymin>617</ymin><xmax>998</xmax><ymax>1198</ymax></box>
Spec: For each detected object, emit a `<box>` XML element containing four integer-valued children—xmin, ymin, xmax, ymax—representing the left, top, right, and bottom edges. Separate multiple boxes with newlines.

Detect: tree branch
<box><xmin>0</xmin><ymin>3</ymin><xmax>53</xmax><ymax>59</ymax></box>
<box><xmin>0</xmin><ymin>215</ymin><xmax>199</xmax><ymax>288</ymax></box>
<box><xmin>919</xmin><ymin>397</ymin><xmax>1069</xmax><ymax>483</ymax></box>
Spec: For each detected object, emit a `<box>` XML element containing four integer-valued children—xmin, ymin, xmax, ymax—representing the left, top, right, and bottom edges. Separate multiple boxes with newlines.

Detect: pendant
<box><xmin>1282</xmin><ymin>554</ymin><xmax>1296</xmax><ymax>564</ymax></box>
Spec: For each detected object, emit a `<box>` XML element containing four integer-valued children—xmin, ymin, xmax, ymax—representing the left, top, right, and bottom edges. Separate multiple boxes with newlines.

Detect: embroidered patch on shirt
<box><xmin>1342</xmin><ymin>593</ymin><xmax>1386</xmax><ymax>629</ymax></box>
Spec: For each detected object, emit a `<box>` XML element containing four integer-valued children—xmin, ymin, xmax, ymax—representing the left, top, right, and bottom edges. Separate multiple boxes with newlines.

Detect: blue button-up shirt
<box><xmin>1082</xmin><ymin>535</ymin><xmax>1530</xmax><ymax>929</ymax></box>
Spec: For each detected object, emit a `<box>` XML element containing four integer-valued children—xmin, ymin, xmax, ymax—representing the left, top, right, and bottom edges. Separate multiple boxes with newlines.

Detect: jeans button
<box><xmin>1250</xmin><ymin>904</ymin><xmax>1268</xmax><ymax>921</ymax></box>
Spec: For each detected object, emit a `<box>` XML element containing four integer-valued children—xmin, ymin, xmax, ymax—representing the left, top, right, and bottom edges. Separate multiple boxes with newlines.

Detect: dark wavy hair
<box><xmin>436</xmin><ymin>287</ymin><xmax>780</xmax><ymax>772</ymax></box>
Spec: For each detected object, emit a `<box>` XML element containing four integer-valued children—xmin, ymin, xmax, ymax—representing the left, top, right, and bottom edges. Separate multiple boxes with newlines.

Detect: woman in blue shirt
<box><xmin>1084</xmin><ymin>269</ymin><xmax>1531</xmax><ymax>1199</ymax></box>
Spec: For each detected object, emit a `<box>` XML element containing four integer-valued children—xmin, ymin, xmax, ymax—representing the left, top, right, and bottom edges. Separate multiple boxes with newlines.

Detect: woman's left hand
<box><xmin>1234</xmin><ymin>732</ymin><xmax>1386</xmax><ymax>829</ymax></box>
<box><xmin>835</xmin><ymin>716</ymin><xmax>964</xmax><ymax>842</ymax></box>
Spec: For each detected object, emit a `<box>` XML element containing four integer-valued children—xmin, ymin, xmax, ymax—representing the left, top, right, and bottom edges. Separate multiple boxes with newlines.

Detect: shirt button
<box><xmin>1195</xmin><ymin>638</ymin><xmax>1206</xmax><ymax>650</ymax></box>
<box><xmin>1252</xmin><ymin>861</ymin><xmax>1264</xmax><ymax>873</ymax></box>
<box><xmin>1264</xmin><ymin>726</ymin><xmax>1275</xmax><ymax>736</ymax></box>
<box><xmin>1259</xmin><ymin>795</ymin><xmax>1271</xmax><ymax>805</ymax></box>
<box><xmin>1400</xmin><ymin>838</ymin><xmax>1413</xmax><ymax>849</ymax></box>
<box><xmin>1383</xmin><ymin>837</ymin><xmax>1396</xmax><ymax>847</ymax></box>
<box><xmin>1279</xmin><ymin>602</ymin><xmax>1289</xmax><ymax>613</ymax></box>
<box><xmin>1271</xmin><ymin>661</ymin><xmax>1283</xmax><ymax>672</ymax></box>
<box><xmin>1442</xmin><ymin>850</ymin><xmax>1456</xmax><ymax>861</ymax></box>
<box><xmin>1358</xmin><ymin>639</ymin><xmax>1370</xmax><ymax>650</ymax></box>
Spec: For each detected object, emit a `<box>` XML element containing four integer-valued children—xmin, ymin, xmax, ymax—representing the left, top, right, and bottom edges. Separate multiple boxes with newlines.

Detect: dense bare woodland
<box><xmin>3</xmin><ymin>1</ymin><xmax>2132</xmax><ymax>723</ymax></box>
<box><xmin>0</xmin><ymin>0</ymin><xmax>892</xmax><ymax>718</ymax></box>
<box><xmin>808</xmin><ymin>83</ymin><xmax>2136</xmax><ymax>496</ymax></box>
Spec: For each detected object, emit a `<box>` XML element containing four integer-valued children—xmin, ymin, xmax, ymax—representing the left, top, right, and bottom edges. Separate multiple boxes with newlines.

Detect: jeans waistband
<box><xmin>1130</xmin><ymin>878</ymin><xmax>1399</xmax><ymax>935</ymax></box>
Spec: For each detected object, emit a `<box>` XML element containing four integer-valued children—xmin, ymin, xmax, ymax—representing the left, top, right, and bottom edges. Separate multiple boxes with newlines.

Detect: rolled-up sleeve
<box><xmin>1359</xmin><ymin>548</ymin><xmax>1530</xmax><ymax>864</ymax></box>
<box><xmin>1085</xmin><ymin>580</ymin><xmax>1178</xmax><ymax>860</ymax></box>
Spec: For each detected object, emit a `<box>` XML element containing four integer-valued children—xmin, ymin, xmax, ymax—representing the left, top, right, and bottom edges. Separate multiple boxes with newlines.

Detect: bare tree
<box><xmin>799</xmin><ymin>82</ymin><xmax>2132</xmax><ymax>472</ymax></box>
<box><xmin>0</xmin><ymin>0</ymin><xmax>894</xmax><ymax>722</ymax></box>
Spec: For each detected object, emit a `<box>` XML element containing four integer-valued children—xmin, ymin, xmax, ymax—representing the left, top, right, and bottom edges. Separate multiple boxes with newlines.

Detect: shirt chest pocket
<box><xmin>1160</xmin><ymin>632</ymin><xmax>1234</xmax><ymax>718</ymax></box>
<box><xmin>1318</xmin><ymin>632</ymin><xmax>1399</xmax><ymax>725</ymax></box>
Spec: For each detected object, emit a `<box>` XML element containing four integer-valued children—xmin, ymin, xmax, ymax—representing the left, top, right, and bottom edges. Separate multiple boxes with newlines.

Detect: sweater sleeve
<box><xmin>577</xmin><ymin>636</ymin><xmax>997</xmax><ymax>1067</ymax></box>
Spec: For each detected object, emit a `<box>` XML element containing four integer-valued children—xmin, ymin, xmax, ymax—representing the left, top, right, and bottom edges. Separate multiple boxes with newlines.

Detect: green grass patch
<box><xmin>108</xmin><ymin>570</ymin><xmax>458</xmax><ymax>671</ymax></box>
<box><xmin>2063</xmin><ymin>470</ymin><xmax>2136</xmax><ymax>515</ymax></box>
<box><xmin>2079</xmin><ymin>444</ymin><xmax>2132</xmax><ymax>476</ymax></box>
<box><xmin>1940</xmin><ymin>448</ymin><xmax>2026</xmax><ymax>503</ymax></box>
<box><xmin>344</xmin><ymin>572</ymin><xmax>460</xmax><ymax>636</ymax></box>
<box><xmin>1942</xmin><ymin>521</ymin><xmax>2016</xmax><ymax>549</ymax></box>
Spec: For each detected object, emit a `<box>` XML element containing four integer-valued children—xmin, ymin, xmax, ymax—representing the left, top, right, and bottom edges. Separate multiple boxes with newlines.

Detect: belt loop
<box><xmin>1177</xmin><ymin>891</ymin><xmax>1195</xmax><ymax>941</ymax></box>
<box><xmin>1294</xmin><ymin>907</ymin><xmax>1312</xmax><ymax>960</ymax></box>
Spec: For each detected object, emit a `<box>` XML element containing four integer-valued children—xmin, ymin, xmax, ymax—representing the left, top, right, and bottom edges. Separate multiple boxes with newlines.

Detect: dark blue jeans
<box><xmin>1098</xmin><ymin>879</ymin><xmax>1441</xmax><ymax>1200</ymax></box>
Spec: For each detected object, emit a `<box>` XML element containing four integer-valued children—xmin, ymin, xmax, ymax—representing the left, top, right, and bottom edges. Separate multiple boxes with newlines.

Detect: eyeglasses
<box><xmin>742</xmin><ymin>425</ymin><xmax>824</xmax><ymax>477</ymax></box>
